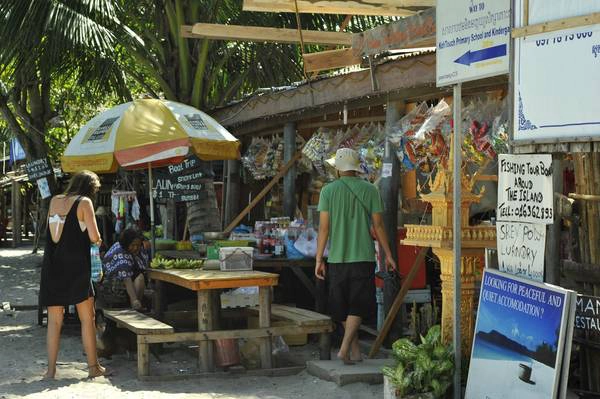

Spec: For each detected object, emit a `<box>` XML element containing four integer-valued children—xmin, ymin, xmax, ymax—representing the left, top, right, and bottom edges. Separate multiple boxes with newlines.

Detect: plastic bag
<box><xmin>293</xmin><ymin>227</ymin><xmax>318</xmax><ymax>258</ymax></box>
<box><xmin>414</xmin><ymin>100</ymin><xmax>451</xmax><ymax>141</ymax></box>
<box><xmin>272</xmin><ymin>336</ymin><xmax>289</xmax><ymax>355</ymax></box>
<box><xmin>284</xmin><ymin>232</ymin><xmax>305</xmax><ymax>259</ymax></box>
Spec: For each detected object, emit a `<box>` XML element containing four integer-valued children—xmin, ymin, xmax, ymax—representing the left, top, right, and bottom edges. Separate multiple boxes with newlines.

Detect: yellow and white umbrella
<box><xmin>61</xmin><ymin>99</ymin><xmax>239</xmax><ymax>252</ymax></box>
<box><xmin>62</xmin><ymin>98</ymin><xmax>239</xmax><ymax>173</ymax></box>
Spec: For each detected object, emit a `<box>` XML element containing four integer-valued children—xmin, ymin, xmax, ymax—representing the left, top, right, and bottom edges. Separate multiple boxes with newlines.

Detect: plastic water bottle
<box><xmin>90</xmin><ymin>244</ymin><xmax>103</xmax><ymax>283</ymax></box>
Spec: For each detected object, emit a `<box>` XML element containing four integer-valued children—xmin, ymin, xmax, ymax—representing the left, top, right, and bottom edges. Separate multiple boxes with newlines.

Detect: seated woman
<box><xmin>100</xmin><ymin>228</ymin><xmax>149</xmax><ymax>310</ymax></box>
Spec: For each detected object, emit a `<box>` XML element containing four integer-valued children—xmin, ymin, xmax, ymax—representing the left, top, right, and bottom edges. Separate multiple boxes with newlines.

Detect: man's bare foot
<box><xmin>88</xmin><ymin>363</ymin><xmax>113</xmax><ymax>378</ymax></box>
<box><xmin>337</xmin><ymin>351</ymin><xmax>356</xmax><ymax>365</ymax></box>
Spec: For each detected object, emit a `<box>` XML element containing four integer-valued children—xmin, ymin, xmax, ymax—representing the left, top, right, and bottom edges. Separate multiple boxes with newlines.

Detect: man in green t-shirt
<box><xmin>316</xmin><ymin>148</ymin><xmax>396</xmax><ymax>364</ymax></box>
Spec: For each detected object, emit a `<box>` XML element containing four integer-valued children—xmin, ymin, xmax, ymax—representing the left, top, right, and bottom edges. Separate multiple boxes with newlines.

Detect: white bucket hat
<box><xmin>326</xmin><ymin>148</ymin><xmax>363</xmax><ymax>173</ymax></box>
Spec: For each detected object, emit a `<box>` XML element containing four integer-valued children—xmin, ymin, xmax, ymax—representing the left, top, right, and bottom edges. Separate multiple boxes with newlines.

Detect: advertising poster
<box><xmin>466</xmin><ymin>270</ymin><xmax>575</xmax><ymax>399</ymax></box>
<box><xmin>497</xmin><ymin>154</ymin><xmax>553</xmax><ymax>225</ymax></box>
<box><xmin>497</xmin><ymin>222</ymin><xmax>546</xmax><ymax>282</ymax></box>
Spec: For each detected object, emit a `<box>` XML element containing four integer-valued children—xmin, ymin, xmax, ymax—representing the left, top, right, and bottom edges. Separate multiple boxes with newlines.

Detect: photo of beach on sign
<box><xmin>466</xmin><ymin>270</ymin><xmax>571</xmax><ymax>399</ymax></box>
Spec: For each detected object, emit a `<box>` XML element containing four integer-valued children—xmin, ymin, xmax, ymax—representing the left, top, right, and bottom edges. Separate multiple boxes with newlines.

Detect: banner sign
<box><xmin>436</xmin><ymin>0</ymin><xmax>510</xmax><ymax>86</ymax></box>
<box><xmin>575</xmin><ymin>295</ymin><xmax>600</xmax><ymax>336</ymax></box>
<box><xmin>497</xmin><ymin>222</ymin><xmax>546</xmax><ymax>282</ymax></box>
<box><xmin>25</xmin><ymin>158</ymin><xmax>53</xmax><ymax>181</ymax></box>
<box><xmin>497</xmin><ymin>154</ymin><xmax>554</xmax><ymax>224</ymax></box>
<box><xmin>513</xmin><ymin>0</ymin><xmax>600</xmax><ymax>141</ymax></box>
<box><xmin>467</xmin><ymin>270</ymin><xmax>576</xmax><ymax>399</ymax></box>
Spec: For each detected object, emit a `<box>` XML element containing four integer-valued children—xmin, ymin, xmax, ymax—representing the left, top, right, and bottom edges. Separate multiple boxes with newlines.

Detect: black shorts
<box><xmin>327</xmin><ymin>262</ymin><xmax>376</xmax><ymax>322</ymax></box>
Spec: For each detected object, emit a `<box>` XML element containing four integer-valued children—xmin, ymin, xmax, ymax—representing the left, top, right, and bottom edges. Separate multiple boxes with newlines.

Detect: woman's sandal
<box><xmin>88</xmin><ymin>363</ymin><xmax>114</xmax><ymax>378</ymax></box>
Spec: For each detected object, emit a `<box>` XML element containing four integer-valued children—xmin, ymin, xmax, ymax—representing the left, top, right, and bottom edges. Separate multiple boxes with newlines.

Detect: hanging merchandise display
<box><xmin>243</xmin><ymin>134</ymin><xmax>310</xmax><ymax>180</ymax></box>
<box><xmin>111</xmin><ymin>190</ymin><xmax>140</xmax><ymax>234</ymax></box>
<box><xmin>387</xmin><ymin>95</ymin><xmax>509</xmax><ymax>194</ymax></box>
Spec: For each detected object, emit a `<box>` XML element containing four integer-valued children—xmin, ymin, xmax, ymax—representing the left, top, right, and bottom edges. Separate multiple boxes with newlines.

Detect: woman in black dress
<box><xmin>40</xmin><ymin>170</ymin><xmax>108</xmax><ymax>378</ymax></box>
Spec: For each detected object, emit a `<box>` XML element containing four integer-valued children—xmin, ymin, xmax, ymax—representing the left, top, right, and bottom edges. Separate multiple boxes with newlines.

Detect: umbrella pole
<box><xmin>148</xmin><ymin>163</ymin><xmax>155</xmax><ymax>258</ymax></box>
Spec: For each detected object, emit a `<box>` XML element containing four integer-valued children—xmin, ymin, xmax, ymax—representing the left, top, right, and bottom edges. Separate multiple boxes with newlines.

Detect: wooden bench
<box><xmin>247</xmin><ymin>304</ymin><xmax>333</xmax><ymax>360</ymax></box>
<box><xmin>103</xmin><ymin>309</ymin><xmax>174</xmax><ymax>377</ymax></box>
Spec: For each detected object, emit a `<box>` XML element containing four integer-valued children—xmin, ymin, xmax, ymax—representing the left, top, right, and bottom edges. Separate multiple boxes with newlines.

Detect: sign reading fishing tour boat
<box><xmin>513</xmin><ymin>1</ymin><xmax>600</xmax><ymax>141</ymax></box>
<box><xmin>466</xmin><ymin>269</ymin><xmax>576</xmax><ymax>399</ymax></box>
<box><xmin>497</xmin><ymin>154</ymin><xmax>553</xmax><ymax>225</ymax></box>
<box><xmin>436</xmin><ymin>0</ymin><xmax>511</xmax><ymax>86</ymax></box>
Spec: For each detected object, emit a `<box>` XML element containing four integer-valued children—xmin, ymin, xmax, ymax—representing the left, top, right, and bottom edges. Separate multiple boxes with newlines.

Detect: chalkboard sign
<box><xmin>575</xmin><ymin>295</ymin><xmax>600</xmax><ymax>337</ymax></box>
<box><xmin>25</xmin><ymin>158</ymin><xmax>53</xmax><ymax>181</ymax></box>
<box><xmin>154</xmin><ymin>175</ymin><xmax>204</xmax><ymax>202</ymax></box>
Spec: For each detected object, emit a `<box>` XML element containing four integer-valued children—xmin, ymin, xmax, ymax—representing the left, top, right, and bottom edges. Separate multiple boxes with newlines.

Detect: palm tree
<box><xmin>0</xmin><ymin>0</ymin><xmax>138</xmax><ymax>161</ymax></box>
<box><xmin>117</xmin><ymin>0</ymin><xmax>391</xmax><ymax>108</ymax></box>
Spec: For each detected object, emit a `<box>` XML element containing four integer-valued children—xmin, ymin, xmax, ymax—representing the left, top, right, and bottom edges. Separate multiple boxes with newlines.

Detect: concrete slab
<box><xmin>307</xmin><ymin>358</ymin><xmax>394</xmax><ymax>386</ymax></box>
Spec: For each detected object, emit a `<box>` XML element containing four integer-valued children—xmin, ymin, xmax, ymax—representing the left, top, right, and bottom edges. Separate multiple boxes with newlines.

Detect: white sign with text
<box><xmin>513</xmin><ymin>0</ymin><xmax>600</xmax><ymax>141</ymax></box>
<box><xmin>497</xmin><ymin>154</ymin><xmax>554</xmax><ymax>224</ymax></box>
<box><xmin>436</xmin><ymin>0</ymin><xmax>510</xmax><ymax>86</ymax></box>
<box><xmin>497</xmin><ymin>221</ymin><xmax>546</xmax><ymax>282</ymax></box>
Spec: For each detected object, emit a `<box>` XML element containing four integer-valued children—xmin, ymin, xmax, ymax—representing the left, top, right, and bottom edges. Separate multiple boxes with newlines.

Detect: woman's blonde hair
<box><xmin>64</xmin><ymin>170</ymin><xmax>100</xmax><ymax>198</ymax></box>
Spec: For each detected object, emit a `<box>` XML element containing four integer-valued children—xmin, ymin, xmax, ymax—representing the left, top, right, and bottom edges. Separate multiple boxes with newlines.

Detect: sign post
<box><xmin>437</xmin><ymin>0</ymin><xmax>511</xmax><ymax>396</ymax></box>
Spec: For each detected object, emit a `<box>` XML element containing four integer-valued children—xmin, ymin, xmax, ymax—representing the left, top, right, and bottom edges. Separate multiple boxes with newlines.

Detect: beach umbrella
<box><xmin>61</xmin><ymin>99</ymin><xmax>240</xmax><ymax>250</ymax></box>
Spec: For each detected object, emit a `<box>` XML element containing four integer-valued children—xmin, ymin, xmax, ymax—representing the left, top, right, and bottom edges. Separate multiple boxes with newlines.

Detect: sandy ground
<box><xmin>0</xmin><ymin>246</ymin><xmax>383</xmax><ymax>399</ymax></box>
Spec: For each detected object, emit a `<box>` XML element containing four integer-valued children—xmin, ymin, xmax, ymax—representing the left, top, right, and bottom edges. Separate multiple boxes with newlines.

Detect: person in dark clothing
<box><xmin>316</xmin><ymin>148</ymin><xmax>396</xmax><ymax>364</ymax></box>
<box><xmin>100</xmin><ymin>228</ymin><xmax>149</xmax><ymax>310</ymax></box>
<box><xmin>39</xmin><ymin>170</ymin><xmax>110</xmax><ymax>379</ymax></box>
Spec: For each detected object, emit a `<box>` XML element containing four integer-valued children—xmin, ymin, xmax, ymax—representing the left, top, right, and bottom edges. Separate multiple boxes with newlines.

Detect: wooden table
<box><xmin>148</xmin><ymin>268</ymin><xmax>279</xmax><ymax>371</ymax></box>
<box><xmin>157</xmin><ymin>251</ymin><xmax>323</xmax><ymax>312</ymax></box>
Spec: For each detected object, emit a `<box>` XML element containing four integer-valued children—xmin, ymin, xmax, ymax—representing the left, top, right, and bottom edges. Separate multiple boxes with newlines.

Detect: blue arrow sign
<box><xmin>454</xmin><ymin>44</ymin><xmax>507</xmax><ymax>66</ymax></box>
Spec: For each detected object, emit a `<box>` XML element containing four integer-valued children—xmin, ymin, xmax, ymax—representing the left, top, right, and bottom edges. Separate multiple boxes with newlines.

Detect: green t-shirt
<box><xmin>317</xmin><ymin>176</ymin><xmax>384</xmax><ymax>263</ymax></box>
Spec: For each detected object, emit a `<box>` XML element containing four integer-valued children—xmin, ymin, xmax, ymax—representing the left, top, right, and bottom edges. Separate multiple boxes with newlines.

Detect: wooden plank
<box><xmin>562</xmin><ymin>260</ymin><xmax>600</xmax><ymax>283</ymax></box>
<box><xmin>512</xmin><ymin>12</ymin><xmax>600</xmax><ymax>38</ymax></box>
<box><xmin>224</xmin><ymin>151</ymin><xmax>303</xmax><ymax>234</ymax></box>
<box><xmin>258</xmin><ymin>286</ymin><xmax>273</xmax><ymax>369</ymax></box>
<box><xmin>303</xmin><ymin>48</ymin><xmax>361</xmax><ymax>72</ymax></box>
<box><xmin>182</xmin><ymin>23</ymin><xmax>353</xmax><ymax>46</ymax></box>
<box><xmin>103</xmin><ymin>309</ymin><xmax>174</xmax><ymax>335</ymax></box>
<box><xmin>139</xmin><ymin>324</ymin><xmax>333</xmax><ymax>344</ymax></box>
<box><xmin>352</xmin><ymin>7</ymin><xmax>436</xmax><ymax>57</ymax></box>
<box><xmin>247</xmin><ymin>304</ymin><xmax>331</xmax><ymax>326</ymax></box>
<box><xmin>149</xmin><ymin>269</ymin><xmax>279</xmax><ymax>291</ymax></box>
<box><xmin>242</xmin><ymin>0</ymin><xmax>428</xmax><ymax>16</ymax></box>
<box><xmin>198</xmin><ymin>290</ymin><xmax>214</xmax><ymax>372</ymax></box>
<box><xmin>569</xmin><ymin>193</ymin><xmax>600</xmax><ymax>201</ymax></box>
<box><xmin>368</xmin><ymin>247</ymin><xmax>428</xmax><ymax>358</ymax></box>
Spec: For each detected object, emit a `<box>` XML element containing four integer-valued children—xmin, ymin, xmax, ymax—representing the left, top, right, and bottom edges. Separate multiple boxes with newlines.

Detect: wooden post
<box><xmin>258</xmin><ymin>286</ymin><xmax>272</xmax><ymax>369</ymax></box>
<box><xmin>137</xmin><ymin>336</ymin><xmax>150</xmax><ymax>377</ymax></box>
<box><xmin>380</xmin><ymin>100</ymin><xmax>403</xmax><ymax>336</ymax></box>
<box><xmin>11</xmin><ymin>181</ymin><xmax>21</xmax><ymax>248</ymax></box>
<box><xmin>283</xmin><ymin>122</ymin><xmax>297</xmax><ymax>218</ymax></box>
<box><xmin>224</xmin><ymin>160</ymin><xmax>241</xmax><ymax>228</ymax></box>
<box><xmin>197</xmin><ymin>290</ymin><xmax>214</xmax><ymax>372</ymax></box>
<box><xmin>545</xmin><ymin>155</ymin><xmax>563</xmax><ymax>285</ymax></box>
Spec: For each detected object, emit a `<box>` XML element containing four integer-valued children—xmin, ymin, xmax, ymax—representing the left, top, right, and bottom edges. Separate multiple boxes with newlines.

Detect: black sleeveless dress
<box><xmin>39</xmin><ymin>196</ymin><xmax>93</xmax><ymax>306</ymax></box>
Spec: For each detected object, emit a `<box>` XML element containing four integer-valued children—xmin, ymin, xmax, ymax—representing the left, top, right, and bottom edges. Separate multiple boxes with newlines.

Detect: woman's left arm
<box><xmin>81</xmin><ymin>197</ymin><xmax>102</xmax><ymax>245</ymax></box>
